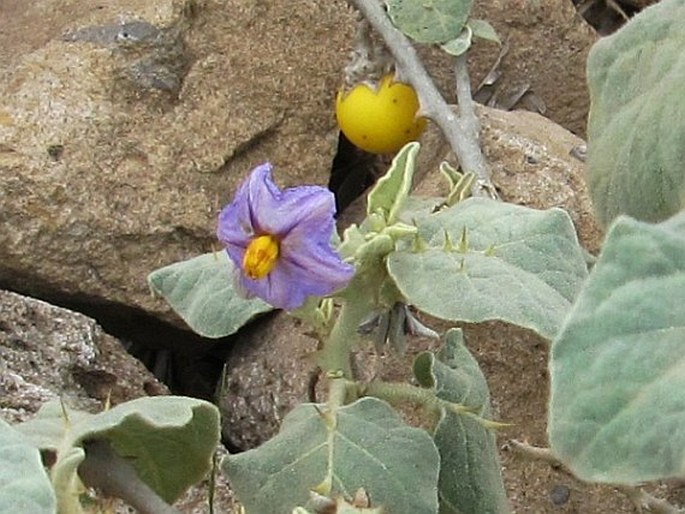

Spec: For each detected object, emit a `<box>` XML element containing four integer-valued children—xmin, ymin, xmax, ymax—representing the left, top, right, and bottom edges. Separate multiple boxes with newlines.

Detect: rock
<box><xmin>550</xmin><ymin>483</ymin><xmax>572</xmax><ymax>506</ymax></box>
<box><xmin>0</xmin><ymin>289</ymin><xmax>240</xmax><ymax>513</ymax></box>
<box><xmin>176</xmin><ymin>445</ymin><xmax>241</xmax><ymax>514</ymax></box>
<box><xmin>420</xmin><ymin>0</ymin><xmax>598</xmax><ymax>136</ymax></box>
<box><xmin>0</xmin><ymin>289</ymin><xmax>167</xmax><ymax>424</ymax></box>
<box><xmin>416</xmin><ymin>106</ymin><xmax>603</xmax><ymax>253</ymax></box>
<box><xmin>219</xmin><ymin>313</ymin><xmax>319</xmax><ymax>450</ymax></box>
<box><xmin>0</xmin><ymin>0</ymin><xmax>356</xmax><ymax>326</ymax></box>
<box><xmin>0</xmin><ymin>0</ymin><xmax>595</xmax><ymax>334</ymax></box>
<box><xmin>218</xmin><ymin>106</ymin><xmax>602</xmax><ymax>448</ymax></box>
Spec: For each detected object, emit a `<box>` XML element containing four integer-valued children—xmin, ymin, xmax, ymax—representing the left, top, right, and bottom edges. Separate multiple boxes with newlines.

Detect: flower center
<box><xmin>243</xmin><ymin>234</ymin><xmax>280</xmax><ymax>279</ymax></box>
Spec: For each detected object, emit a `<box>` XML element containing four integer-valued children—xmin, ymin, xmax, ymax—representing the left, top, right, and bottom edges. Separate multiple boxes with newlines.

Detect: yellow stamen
<box><xmin>243</xmin><ymin>234</ymin><xmax>280</xmax><ymax>279</ymax></box>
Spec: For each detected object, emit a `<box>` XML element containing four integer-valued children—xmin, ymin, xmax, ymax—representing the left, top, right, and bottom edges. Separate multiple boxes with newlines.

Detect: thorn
<box><xmin>458</xmin><ymin>257</ymin><xmax>466</xmax><ymax>271</ymax></box>
<box><xmin>412</xmin><ymin>233</ymin><xmax>429</xmax><ymax>252</ymax></box>
<box><xmin>443</xmin><ymin>229</ymin><xmax>455</xmax><ymax>251</ymax></box>
<box><xmin>480</xmin><ymin>419</ymin><xmax>515</xmax><ymax>430</ymax></box>
<box><xmin>458</xmin><ymin>226</ymin><xmax>468</xmax><ymax>252</ymax></box>
<box><xmin>59</xmin><ymin>397</ymin><xmax>71</xmax><ymax>425</ymax></box>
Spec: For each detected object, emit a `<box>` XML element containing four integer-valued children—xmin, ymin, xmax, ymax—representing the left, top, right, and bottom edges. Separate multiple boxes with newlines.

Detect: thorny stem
<box><xmin>360</xmin><ymin>381</ymin><xmax>444</xmax><ymax>412</ymax></box>
<box><xmin>360</xmin><ymin>381</ymin><xmax>508</xmax><ymax>430</ymax></box>
<box><xmin>509</xmin><ymin>440</ymin><xmax>684</xmax><ymax>514</ymax></box>
<box><xmin>327</xmin><ymin>375</ymin><xmax>349</xmax><ymax>410</ymax></box>
<box><xmin>347</xmin><ymin>0</ymin><xmax>497</xmax><ymax>198</ymax></box>
<box><xmin>316</xmin><ymin>295</ymin><xmax>372</xmax><ymax>379</ymax></box>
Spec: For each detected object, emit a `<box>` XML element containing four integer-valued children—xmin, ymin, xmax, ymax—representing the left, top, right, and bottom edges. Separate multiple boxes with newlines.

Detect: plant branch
<box><xmin>615</xmin><ymin>485</ymin><xmax>684</xmax><ymax>514</ymax></box>
<box><xmin>454</xmin><ymin>54</ymin><xmax>476</xmax><ymax>123</ymax></box>
<box><xmin>347</xmin><ymin>0</ymin><xmax>496</xmax><ymax>197</ymax></box>
<box><xmin>360</xmin><ymin>381</ymin><xmax>508</xmax><ymax>430</ymax></box>
<box><xmin>508</xmin><ymin>439</ymin><xmax>561</xmax><ymax>466</ymax></box>
<box><xmin>508</xmin><ymin>440</ymin><xmax>684</xmax><ymax>514</ymax></box>
<box><xmin>79</xmin><ymin>440</ymin><xmax>181</xmax><ymax>514</ymax></box>
<box><xmin>316</xmin><ymin>294</ymin><xmax>372</xmax><ymax>378</ymax></box>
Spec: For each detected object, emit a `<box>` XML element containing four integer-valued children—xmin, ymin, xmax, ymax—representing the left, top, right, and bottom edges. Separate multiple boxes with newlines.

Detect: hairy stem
<box><xmin>79</xmin><ymin>440</ymin><xmax>181</xmax><ymax>514</ymax></box>
<box><xmin>361</xmin><ymin>380</ymin><xmax>443</xmax><ymax>408</ymax></box>
<box><xmin>347</xmin><ymin>0</ymin><xmax>495</xmax><ymax>197</ymax></box>
<box><xmin>316</xmin><ymin>295</ymin><xmax>371</xmax><ymax>378</ymax></box>
<box><xmin>360</xmin><ymin>381</ymin><xmax>506</xmax><ymax>430</ymax></box>
<box><xmin>327</xmin><ymin>376</ymin><xmax>350</xmax><ymax>410</ymax></box>
<box><xmin>508</xmin><ymin>439</ymin><xmax>562</xmax><ymax>466</ymax></box>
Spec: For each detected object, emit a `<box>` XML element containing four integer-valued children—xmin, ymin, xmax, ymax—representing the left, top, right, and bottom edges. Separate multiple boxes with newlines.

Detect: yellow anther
<box><xmin>243</xmin><ymin>234</ymin><xmax>280</xmax><ymax>279</ymax></box>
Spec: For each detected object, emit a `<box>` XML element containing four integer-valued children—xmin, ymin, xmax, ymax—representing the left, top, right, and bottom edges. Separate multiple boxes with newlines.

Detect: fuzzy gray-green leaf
<box><xmin>414</xmin><ymin>329</ymin><xmax>509</xmax><ymax>514</ymax></box>
<box><xmin>367</xmin><ymin>142</ymin><xmax>419</xmax><ymax>224</ymax></box>
<box><xmin>17</xmin><ymin>396</ymin><xmax>220</xmax><ymax>504</ymax></box>
<box><xmin>440</xmin><ymin>26</ymin><xmax>473</xmax><ymax>56</ymax></box>
<box><xmin>387</xmin><ymin>0</ymin><xmax>473</xmax><ymax>44</ymax></box>
<box><xmin>390</xmin><ymin>198</ymin><xmax>588</xmax><ymax>340</ymax></box>
<box><xmin>549</xmin><ymin>212</ymin><xmax>685</xmax><ymax>483</ymax></box>
<box><xmin>468</xmin><ymin>20</ymin><xmax>501</xmax><ymax>44</ymax></box>
<box><xmin>223</xmin><ymin>397</ymin><xmax>440</xmax><ymax>514</ymax></box>
<box><xmin>0</xmin><ymin>419</ymin><xmax>56</xmax><ymax>514</ymax></box>
<box><xmin>148</xmin><ymin>251</ymin><xmax>272</xmax><ymax>338</ymax></box>
<box><xmin>586</xmin><ymin>0</ymin><xmax>685</xmax><ymax>226</ymax></box>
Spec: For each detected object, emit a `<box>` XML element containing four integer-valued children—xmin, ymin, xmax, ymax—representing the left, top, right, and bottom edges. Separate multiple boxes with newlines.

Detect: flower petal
<box><xmin>217</xmin><ymin>162</ymin><xmax>355</xmax><ymax>310</ymax></box>
<box><xmin>249</xmin><ymin>174</ymin><xmax>338</xmax><ymax>238</ymax></box>
<box><xmin>217</xmin><ymin>164</ymin><xmax>272</xmax><ymax>247</ymax></box>
<box><xmin>279</xmin><ymin>244</ymin><xmax>354</xmax><ymax>300</ymax></box>
<box><xmin>238</xmin><ymin>247</ymin><xmax>353</xmax><ymax>311</ymax></box>
<box><xmin>217</xmin><ymin>163</ymin><xmax>275</xmax><ymax>272</ymax></box>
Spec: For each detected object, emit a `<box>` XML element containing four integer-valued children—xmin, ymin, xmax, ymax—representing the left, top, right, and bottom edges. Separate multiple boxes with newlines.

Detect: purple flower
<box><xmin>217</xmin><ymin>163</ymin><xmax>355</xmax><ymax>311</ymax></box>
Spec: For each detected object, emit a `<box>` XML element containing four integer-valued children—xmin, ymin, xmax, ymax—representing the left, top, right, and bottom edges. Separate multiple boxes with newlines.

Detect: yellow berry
<box><xmin>336</xmin><ymin>75</ymin><xmax>427</xmax><ymax>154</ymax></box>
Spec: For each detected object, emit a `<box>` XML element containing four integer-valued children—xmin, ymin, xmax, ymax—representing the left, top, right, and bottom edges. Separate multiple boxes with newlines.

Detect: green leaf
<box><xmin>148</xmin><ymin>252</ymin><xmax>272</xmax><ymax>338</ymax></box>
<box><xmin>17</xmin><ymin>396</ymin><xmax>220</xmax><ymax>504</ymax></box>
<box><xmin>586</xmin><ymin>0</ymin><xmax>685</xmax><ymax>226</ymax></box>
<box><xmin>438</xmin><ymin>162</ymin><xmax>475</xmax><ymax>207</ymax></box>
<box><xmin>0</xmin><ymin>419</ymin><xmax>56</xmax><ymax>514</ymax></box>
<box><xmin>223</xmin><ymin>397</ymin><xmax>440</xmax><ymax>514</ymax></box>
<box><xmin>468</xmin><ymin>20</ymin><xmax>501</xmax><ymax>44</ymax></box>
<box><xmin>367</xmin><ymin>142</ymin><xmax>419</xmax><ymax>224</ymax></box>
<box><xmin>414</xmin><ymin>329</ymin><xmax>509</xmax><ymax>514</ymax></box>
<box><xmin>440</xmin><ymin>26</ymin><xmax>473</xmax><ymax>57</ymax></box>
<box><xmin>549</xmin><ymin>212</ymin><xmax>685</xmax><ymax>483</ymax></box>
<box><xmin>390</xmin><ymin>198</ymin><xmax>588</xmax><ymax>340</ymax></box>
<box><xmin>387</xmin><ymin>0</ymin><xmax>474</xmax><ymax>44</ymax></box>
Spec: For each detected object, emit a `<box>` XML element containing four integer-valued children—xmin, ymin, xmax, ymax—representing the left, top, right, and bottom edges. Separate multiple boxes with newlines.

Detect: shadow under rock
<box><xmin>0</xmin><ymin>279</ymin><xmax>228</xmax><ymax>402</ymax></box>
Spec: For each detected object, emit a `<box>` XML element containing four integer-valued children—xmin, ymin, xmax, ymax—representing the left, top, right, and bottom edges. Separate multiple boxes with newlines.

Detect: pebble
<box><xmin>550</xmin><ymin>484</ymin><xmax>571</xmax><ymax>506</ymax></box>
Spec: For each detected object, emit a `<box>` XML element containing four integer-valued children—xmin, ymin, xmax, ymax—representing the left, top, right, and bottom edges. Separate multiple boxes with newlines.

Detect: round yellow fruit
<box><xmin>336</xmin><ymin>75</ymin><xmax>426</xmax><ymax>154</ymax></box>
